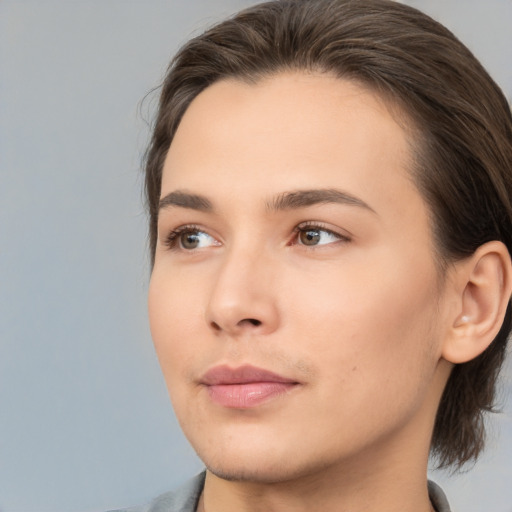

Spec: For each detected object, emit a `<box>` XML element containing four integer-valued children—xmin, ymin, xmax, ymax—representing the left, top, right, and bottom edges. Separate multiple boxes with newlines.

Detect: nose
<box><xmin>205</xmin><ymin>245</ymin><xmax>280</xmax><ymax>337</ymax></box>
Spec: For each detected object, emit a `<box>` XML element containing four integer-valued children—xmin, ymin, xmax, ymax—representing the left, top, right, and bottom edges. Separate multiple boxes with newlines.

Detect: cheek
<box><xmin>148</xmin><ymin>267</ymin><xmax>205</xmax><ymax>382</ymax></box>
<box><xmin>283</xmin><ymin>252</ymin><xmax>441</xmax><ymax>391</ymax></box>
<box><xmin>292</xmin><ymin>275</ymin><xmax>440</xmax><ymax>445</ymax></box>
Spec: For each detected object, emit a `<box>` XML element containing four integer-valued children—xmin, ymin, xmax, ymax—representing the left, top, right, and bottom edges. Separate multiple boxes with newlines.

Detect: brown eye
<box><xmin>299</xmin><ymin>229</ymin><xmax>322</xmax><ymax>246</ymax></box>
<box><xmin>165</xmin><ymin>227</ymin><xmax>219</xmax><ymax>251</ymax></box>
<box><xmin>181</xmin><ymin>231</ymin><xmax>201</xmax><ymax>249</ymax></box>
<box><xmin>296</xmin><ymin>226</ymin><xmax>345</xmax><ymax>247</ymax></box>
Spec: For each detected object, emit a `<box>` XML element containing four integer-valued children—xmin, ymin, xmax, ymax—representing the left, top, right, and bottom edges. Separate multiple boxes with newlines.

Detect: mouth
<box><xmin>200</xmin><ymin>364</ymin><xmax>300</xmax><ymax>409</ymax></box>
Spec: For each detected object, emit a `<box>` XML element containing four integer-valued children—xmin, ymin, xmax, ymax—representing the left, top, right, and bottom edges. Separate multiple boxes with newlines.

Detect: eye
<box><xmin>165</xmin><ymin>226</ymin><xmax>219</xmax><ymax>251</ymax></box>
<box><xmin>295</xmin><ymin>224</ymin><xmax>348</xmax><ymax>247</ymax></box>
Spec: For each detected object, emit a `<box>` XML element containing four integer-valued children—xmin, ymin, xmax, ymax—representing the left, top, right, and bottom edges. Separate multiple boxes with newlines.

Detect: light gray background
<box><xmin>1</xmin><ymin>1</ymin><xmax>511</xmax><ymax>511</ymax></box>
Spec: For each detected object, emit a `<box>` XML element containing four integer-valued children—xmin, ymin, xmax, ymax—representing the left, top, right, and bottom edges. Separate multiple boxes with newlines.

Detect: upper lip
<box><xmin>200</xmin><ymin>364</ymin><xmax>297</xmax><ymax>385</ymax></box>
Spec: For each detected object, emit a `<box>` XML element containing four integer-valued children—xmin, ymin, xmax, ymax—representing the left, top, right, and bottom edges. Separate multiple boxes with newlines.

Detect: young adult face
<box><xmin>148</xmin><ymin>72</ymin><xmax>454</xmax><ymax>483</ymax></box>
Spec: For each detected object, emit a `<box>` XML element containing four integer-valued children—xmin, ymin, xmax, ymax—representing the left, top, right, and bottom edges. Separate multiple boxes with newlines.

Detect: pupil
<box><xmin>181</xmin><ymin>232</ymin><xmax>200</xmax><ymax>249</ymax></box>
<box><xmin>301</xmin><ymin>229</ymin><xmax>320</xmax><ymax>245</ymax></box>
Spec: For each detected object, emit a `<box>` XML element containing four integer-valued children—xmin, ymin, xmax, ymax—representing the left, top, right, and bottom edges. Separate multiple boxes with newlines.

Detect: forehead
<box><xmin>162</xmin><ymin>72</ymin><xmax>428</xmax><ymax>238</ymax></box>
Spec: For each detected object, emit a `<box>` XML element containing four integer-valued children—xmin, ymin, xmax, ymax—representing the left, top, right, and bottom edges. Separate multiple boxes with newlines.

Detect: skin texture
<box><xmin>148</xmin><ymin>72</ymin><xmax>509</xmax><ymax>511</ymax></box>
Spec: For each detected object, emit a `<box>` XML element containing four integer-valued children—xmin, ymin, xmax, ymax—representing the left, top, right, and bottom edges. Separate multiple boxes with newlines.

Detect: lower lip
<box><xmin>206</xmin><ymin>382</ymin><xmax>297</xmax><ymax>408</ymax></box>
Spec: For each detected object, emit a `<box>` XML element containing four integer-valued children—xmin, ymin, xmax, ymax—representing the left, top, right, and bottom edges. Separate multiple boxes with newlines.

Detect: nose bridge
<box><xmin>206</xmin><ymin>239</ymin><xmax>279</xmax><ymax>335</ymax></box>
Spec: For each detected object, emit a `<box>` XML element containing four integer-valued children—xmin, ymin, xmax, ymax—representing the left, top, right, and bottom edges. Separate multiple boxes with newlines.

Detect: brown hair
<box><xmin>144</xmin><ymin>0</ymin><xmax>512</xmax><ymax>469</ymax></box>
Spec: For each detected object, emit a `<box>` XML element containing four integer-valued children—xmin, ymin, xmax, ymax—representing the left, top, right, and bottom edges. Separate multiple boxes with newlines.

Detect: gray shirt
<box><xmin>111</xmin><ymin>472</ymin><xmax>451</xmax><ymax>512</ymax></box>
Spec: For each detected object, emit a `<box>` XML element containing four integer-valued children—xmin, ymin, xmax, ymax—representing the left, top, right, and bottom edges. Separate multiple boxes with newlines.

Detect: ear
<box><xmin>442</xmin><ymin>241</ymin><xmax>512</xmax><ymax>364</ymax></box>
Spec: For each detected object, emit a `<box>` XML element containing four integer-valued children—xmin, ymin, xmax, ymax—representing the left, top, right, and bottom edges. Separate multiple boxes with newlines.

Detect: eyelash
<box><xmin>164</xmin><ymin>224</ymin><xmax>205</xmax><ymax>250</ymax></box>
<box><xmin>163</xmin><ymin>222</ymin><xmax>351</xmax><ymax>251</ymax></box>
<box><xmin>292</xmin><ymin>222</ymin><xmax>351</xmax><ymax>246</ymax></box>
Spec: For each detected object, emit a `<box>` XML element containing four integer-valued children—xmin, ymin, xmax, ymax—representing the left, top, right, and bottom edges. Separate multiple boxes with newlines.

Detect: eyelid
<box><xmin>295</xmin><ymin>221</ymin><xmax>352</xmax><ymax>238</ymax></box>
<box><xmin>163</xmin><ymin>224</ymin><xmax>220</xmax><ymax>251</ymax></box>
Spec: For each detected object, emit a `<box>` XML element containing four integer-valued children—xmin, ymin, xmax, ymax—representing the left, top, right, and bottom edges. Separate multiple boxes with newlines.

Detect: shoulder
<box><xmin>428</xmin><ymin>480</ymin><xmax>452</xmax><ymax>512</ymax></box>
<box><xmin>108</xmin><ymin>472</ymin><xmax>206</xmax><ymax>512</ymax></box>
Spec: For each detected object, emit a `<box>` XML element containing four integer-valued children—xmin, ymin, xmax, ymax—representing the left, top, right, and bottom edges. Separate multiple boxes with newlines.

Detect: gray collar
<box><xmin>428</xmin><ymin>480</ymin><xmax>452</xmax><ymax>512</ymax></box>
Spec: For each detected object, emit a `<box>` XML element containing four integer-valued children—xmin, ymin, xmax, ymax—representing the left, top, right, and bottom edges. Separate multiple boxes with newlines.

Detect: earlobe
<box><xmin>442</xmin><ymin>241</ymin><xmax>512</xmax><ymax>364</ymax></box>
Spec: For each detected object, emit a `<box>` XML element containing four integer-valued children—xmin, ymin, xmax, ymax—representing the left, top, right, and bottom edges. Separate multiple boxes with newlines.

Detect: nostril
<box><xmin>210</xmin><ymin>321</ymin><xmax>222</xmax><ymax>331</ymax></box>
<box><xmin>208</xmin><ymin>318</ymin><xmax>263</xmax><ymax>332</ymax></box>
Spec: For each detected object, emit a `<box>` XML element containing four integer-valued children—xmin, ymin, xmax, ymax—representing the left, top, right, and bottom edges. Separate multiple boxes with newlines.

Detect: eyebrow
<box><xmin>267</xmin><ymin>188</ymin><xmax>376</xmax><ymax>214</ymax></box>
<box><xmin>159</xmin><ymin>190</ymin><xmax>213</xmax><ymax>212</ymax></box>
<box><xmin>158</xmin><ymin>188</ymin><xmax>375</xmax><ymax>214</ymax></box>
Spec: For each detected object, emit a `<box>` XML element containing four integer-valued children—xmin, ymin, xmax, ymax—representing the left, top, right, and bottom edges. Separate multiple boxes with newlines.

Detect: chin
<box><xmin>195</xmin><ymin>441</ymin><xmax>340</xmax><ymax>485</ymax></box>
<box><xmin>203</xmin><ymin>460</ymin><xmax>309</xmax><ymax>484</ymax></box>
<box><xmin>205</xmin><ymin>465</ymin><xmax>282</xmax><ymax>484</ymax></box>
<box><xmin>197</xmin><ymin>446</ymin><xmax>289</xmax><ymax>483</ymax></box>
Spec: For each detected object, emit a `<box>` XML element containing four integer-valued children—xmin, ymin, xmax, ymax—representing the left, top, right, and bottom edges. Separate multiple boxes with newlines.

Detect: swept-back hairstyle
<box><xmin>144</xmin><ymin>0</ymin><xmax>512</xmax><ymax>469</ymax></box>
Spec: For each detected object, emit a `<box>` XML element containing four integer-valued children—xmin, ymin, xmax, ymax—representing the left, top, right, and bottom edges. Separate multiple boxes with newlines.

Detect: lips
<box><xmin>200</xmin><ymin>365</ymin><xmax>299</xmax><ymax>408</ymax></box>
